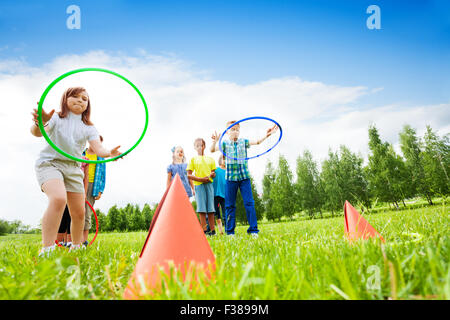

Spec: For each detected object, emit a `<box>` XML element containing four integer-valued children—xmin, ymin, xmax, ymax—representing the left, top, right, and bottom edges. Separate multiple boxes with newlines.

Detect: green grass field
<box><xmin>0</xmin><ymin>204</ymin><xmax>448</xmax><ymax>300</ymax></box>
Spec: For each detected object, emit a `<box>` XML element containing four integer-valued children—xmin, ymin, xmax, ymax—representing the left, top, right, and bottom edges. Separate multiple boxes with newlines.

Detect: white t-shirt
<box><xmin>36</xmin><ymin>112</ymin><xmax>100</xmax><ymax>166</ymax></box>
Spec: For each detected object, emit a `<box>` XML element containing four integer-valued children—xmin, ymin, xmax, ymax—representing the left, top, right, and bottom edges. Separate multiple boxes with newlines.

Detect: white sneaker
<box><xmin>38</xmin><ymin>244</ymin><xmax>56</xmax><ymax>257</ymax></box>
<box><xmin>250</xmin><ymin>233</ymin><xmax>259</xmax><ymax>238</ymax></box>
<box><xmin>68</xmin><ymin>244</ymin><xmax>86</xmax><ymax>252</ymax></box>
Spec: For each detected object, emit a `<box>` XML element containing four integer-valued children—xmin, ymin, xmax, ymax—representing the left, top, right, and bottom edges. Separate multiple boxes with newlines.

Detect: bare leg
<box><xmin>67</xmin><ymin>192</ymin><xmax>85</xmax><ymax>245</ymax></box>
<box><xmin>41</xmin><ymin>179</ymin><xmax>67</xmax><ymax>247</ymax></box>
<box><xmin>199</xmin><ymin>213</ymin><xmax>207</xmax><ymax>231</ymax></box>
<box><xmin>56</xmin><ymin>233</ymin><xmax>65</xmax><ymax>243</ymax></box>
<box><xmin>217</xmin><ymin>219</ymin><xmax>224</xmax><ymax>234</ymax></box>
<box><xmin>83</xmin><ymin>201</ymin><xmax>92</xmax><ymax>242</ymax></box>
<box><xmin>207</xmin><ymin>213</ymin><xmax>215</xmax><ymax>232</ymax></box>
<box><xmin>83</xmin><ymin>230</ymin><xmax>89</xmax><ymax>243</ymax></box>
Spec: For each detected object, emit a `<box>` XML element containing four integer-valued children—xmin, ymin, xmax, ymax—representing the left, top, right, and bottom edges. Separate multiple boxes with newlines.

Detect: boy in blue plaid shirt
<box><xmin>210</xmin><ymin>121</ymin><xmax>278</xmax><ymax>236</ymax></box>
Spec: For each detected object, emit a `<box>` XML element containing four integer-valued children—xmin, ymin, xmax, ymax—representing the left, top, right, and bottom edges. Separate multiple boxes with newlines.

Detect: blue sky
<box><xmin>0</xmin><ymin>0</ymin><xmax>449</xmax><ymax>105</ymax></box>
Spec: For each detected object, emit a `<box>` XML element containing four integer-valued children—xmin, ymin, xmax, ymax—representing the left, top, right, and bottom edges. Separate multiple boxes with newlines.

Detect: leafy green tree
<box><xmin>95</xmin><ymin>208</ymin><xmax>107</xmax><ymax>232</ymax></box>
<box><xmin>295</xmin><ymin>150</ymin><xmax>324</xmax><ymax>218</ymax></box>
<box><xmin>320</xmin><ymin>149</ymin><xmax>343</xmax><ymax>215</ymax></box>
<box><xmin>270</xmin><ymin>154</ymin><xmax>296</xmax><ymax>220</ymax></box>
<box><xmin>106</xmin><ymin>205</ymin><xmax>120</xmax><ymax>231</ymax></box>
<box><xmin>117</xmin><ymin>206</ymin><xmax>129</xmax><ymax>232</ymax></box>
<box><xmin>367</xmin><ymin>125</ymin><xmax>390</xmax><ymax>205</ymax></box>
<box><xmin>339</xmin><ymin>145</ymin><xmax>371</xmax><ymax>209</ymax></box>
<box><xmin>0</xmin><ymin>219</ymin><xmax>13</xmax><ymax>236</ymax></box>
<box><xmin>386</xmin><ymin>144</ymin><xmax>410</xmax><ymax>207</ymax></box>
<box><xmin>121</xmin><ymin>204</ymin><xmax>133</xmax><ymax>231</ymax></box>
<box><xmin>321</xmin><ymin>146</ymin><xmax>370</xmax><ymax>215</ymax></box>
<box><xmin>127</xmin><ymin>205</ymin><xmax>143</xmax><ymax>231</ymax></box>
<box><xmin>367</xmin><ymin>125</ymin><xmax>408</xmax><ymax>208</ymax></box>
<box><xmin>399</xmin><ymin>125</ymin><xmax>434</xmax><ymax>204</ymax></box>
<box><xmin>422</xmin><ymin>126</ymin><xmax>450</xmax><ymax>196</ymax></box>
<box><xmin>262</xmin><ymin>160</ymin><xmax>276</xmax><ymax>221</ymax></box>
<box><xmin>141</xmin><ymin>203</ymin><xmax>154</xmax><ymax>230</ymax></box>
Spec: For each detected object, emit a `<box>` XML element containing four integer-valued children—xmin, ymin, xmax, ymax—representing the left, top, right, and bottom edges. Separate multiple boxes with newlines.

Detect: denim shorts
<box><xmin>194</xmin><ymin>183</ymin><xmax>215</xmax><ymax>213</ymax></box>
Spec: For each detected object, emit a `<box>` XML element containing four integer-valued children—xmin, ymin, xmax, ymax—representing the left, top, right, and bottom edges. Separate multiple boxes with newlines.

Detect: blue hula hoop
<box><xmin>218</xmin><ymin>116</ymin><xmax>283</xmax><ymax>161</ymax></box>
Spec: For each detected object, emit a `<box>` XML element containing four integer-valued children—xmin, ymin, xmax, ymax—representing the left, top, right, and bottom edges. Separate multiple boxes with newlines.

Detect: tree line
<box><xmin>1</xmin><ymin>124</ymin><xmax>447</xmax><ymax>235</ymax></box>
<box><xmin>0</xmin><ymin>219</ymin><xmax>40</xmax><ymax>236</ymax></box>
<box><xmin>261</xmin><ymin>124</ymin><xmax>449</xmax><ymax>221</ymax></box>
<box><xmin>62</xmin><ymin>123</ymin><xmax>450</xmax><ymax>229</ymax></box>
<box><xmin>94</xmin><ymin>203</ymin><xmax>155</xmax><ymax>232</ymax></box>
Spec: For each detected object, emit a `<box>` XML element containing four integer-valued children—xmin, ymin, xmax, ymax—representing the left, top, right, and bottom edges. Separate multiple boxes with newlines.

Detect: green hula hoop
<box><xmin>37</xmin><ymin>67</ymin><xmax>149</xmax><ymax>164</ymax></box>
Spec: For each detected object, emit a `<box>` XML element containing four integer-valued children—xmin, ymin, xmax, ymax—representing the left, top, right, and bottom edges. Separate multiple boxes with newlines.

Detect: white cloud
<box><xmin>0</xmin><ymin>50</ymin><xmax>448</xmax><ymax>227</ymax></box>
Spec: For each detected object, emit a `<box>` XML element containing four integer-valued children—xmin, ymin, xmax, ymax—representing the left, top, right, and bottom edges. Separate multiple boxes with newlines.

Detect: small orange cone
<box><xmin>123</xmin><ymin>174</ymin><xmax>215</xmax><ymax>299</ymax></box>
<box><xmin>344</xmin><ymin>200</ymin><xmax>385</xmax><ymax>242</ymax></box>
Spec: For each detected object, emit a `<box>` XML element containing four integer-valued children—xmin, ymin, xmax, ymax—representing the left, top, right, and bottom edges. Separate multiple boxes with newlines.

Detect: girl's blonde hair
<box><xmin>58</xmin><ymin>87</ymin><xmax>93</xmax><ymax>125</ymax></box>
<box><xmin>172</xmin><ymin>146</ymin><xmax>186</xmax><ymax>164</ymax></box>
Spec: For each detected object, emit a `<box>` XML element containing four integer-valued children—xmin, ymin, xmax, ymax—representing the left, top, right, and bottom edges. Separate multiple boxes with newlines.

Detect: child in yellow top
<box><xmin>187</xmin><ymin>138</ymin><xmax>217</xmax><ymax>235</ymax></box>
<box><xmin>82</xmin><ymin>135</ymin><xmax>105</xmax><ymax>244</ymax></box>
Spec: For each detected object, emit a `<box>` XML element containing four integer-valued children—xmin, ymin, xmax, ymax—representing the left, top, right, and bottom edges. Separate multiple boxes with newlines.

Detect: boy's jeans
<box><xmin>225</xmin><ymin>178</ymin><xmax>259</xmax><ymax>234</ymax></box>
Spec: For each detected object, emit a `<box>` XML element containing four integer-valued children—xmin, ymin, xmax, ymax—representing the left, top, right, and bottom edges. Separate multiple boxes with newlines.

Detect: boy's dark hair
<box><xmin>194</xmin><ymin>138</ymin><xmax>205</xmax><ymax>147</ymax></box>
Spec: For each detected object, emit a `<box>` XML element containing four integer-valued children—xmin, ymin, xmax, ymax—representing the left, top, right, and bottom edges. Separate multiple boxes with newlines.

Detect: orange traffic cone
<box><xmin>123</xmin><ymin>174</ymin><xmax>215</xmax><ymax>299</ymax></box>
<box><xmin>344</xmin><ymin>200</ymin><xmax>385</xmax><ymax>242</ymax></box>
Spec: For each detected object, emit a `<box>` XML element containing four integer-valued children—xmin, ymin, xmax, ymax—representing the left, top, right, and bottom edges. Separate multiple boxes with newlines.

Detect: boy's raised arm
<box><xmin>210</xmin><ymin>131</ymin><xmax>220</xmax><ymax>153</ymax></box>
<box><xmin>249</xmin><ymin>124</ymin><xmax>279</xmax><ymax>146</ymax></box>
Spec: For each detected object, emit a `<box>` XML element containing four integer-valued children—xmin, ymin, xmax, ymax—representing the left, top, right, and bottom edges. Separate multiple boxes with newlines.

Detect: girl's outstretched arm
<box><xmin>30</xmin><ymin>105</ymin><xmax>55</xmax><ymax>137</ymax></box>
<box><xmin>88</xmin><ymin>139</ymin><xmax>122</xmax><ymax>159</ymax></box>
